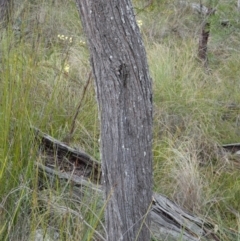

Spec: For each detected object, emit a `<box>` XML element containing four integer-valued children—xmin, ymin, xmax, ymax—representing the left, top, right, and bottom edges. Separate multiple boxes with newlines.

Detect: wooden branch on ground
<box><xmin>222</xmin><ymin>143</ymin><xmax>240</xmax><ymax>154</ymax></box>
<box><xmin>34</xmin><ymin>128</ymin><xmax>223</xmax><ymax>241</ymax></box>
<box><xmin>33</xmin><ymin>127</ymin><xmax>101</xmax><ymax>183</ymax></box>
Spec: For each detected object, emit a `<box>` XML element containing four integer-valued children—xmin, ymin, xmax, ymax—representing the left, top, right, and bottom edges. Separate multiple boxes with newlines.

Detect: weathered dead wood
<box><xmin>34</xmin><ymin>127</ymin><xmax>101</xmax><ymax>183</ymax></box>
<box><xmin>35</xmin><ymin>128</ymin><xmax>222</xmax><ymax>241</ymax></box>
<box><xmin>37</xmin><ymin>163</ymin><xmax>221</xmax><ymax>241</ymax></box>
<box><xmin>222</xmin><ymin>143</ymin><xmax>240</xmax><ymax>168</ymax></box>
<box><xmin>222</xmin><ymin>143</ymin><xmax>240</xmax><ymax>153</ymax></box>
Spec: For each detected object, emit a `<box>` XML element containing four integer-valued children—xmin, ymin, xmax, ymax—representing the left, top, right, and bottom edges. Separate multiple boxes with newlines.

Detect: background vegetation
<box><xmin>0</xmin><ymin>0</ymin><xmax>240</xmax><ymax>240</ymax></box>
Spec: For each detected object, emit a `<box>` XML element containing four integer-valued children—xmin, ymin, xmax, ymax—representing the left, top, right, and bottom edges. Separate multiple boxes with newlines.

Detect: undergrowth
<box><xmin>0</xmin><ymin>0</ymin><xmax>240</xmax><ymax>240</ymax></box>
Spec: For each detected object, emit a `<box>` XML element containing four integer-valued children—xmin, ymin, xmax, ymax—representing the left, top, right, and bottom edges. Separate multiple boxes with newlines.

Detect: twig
<box><xmin>63</xmin><ymin>71</ymin><xmax>92</xmax><ymax>143</ymax></box>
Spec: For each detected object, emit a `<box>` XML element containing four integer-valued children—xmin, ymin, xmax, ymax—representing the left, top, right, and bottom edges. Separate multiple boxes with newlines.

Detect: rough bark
<box><xmin>75</xmin><ymin>1</ymin><xmax>153</xmax><ymax>240</ymax></box>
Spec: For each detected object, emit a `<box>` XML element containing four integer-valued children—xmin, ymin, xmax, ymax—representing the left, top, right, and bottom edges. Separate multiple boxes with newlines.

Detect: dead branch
<box><xmin>34</xmin><ymin>128</ymin><xmax>223</xmax><ymax>241</ymax></box>
<box><xmin>34</xmin><ymin>127</ymin><xmax>101</xmax><ymax>183</ymax></box>
<box><xmin>63</xmin><ymin>71</ymin><xmax>92</xmax><ymax>144</ymax></box>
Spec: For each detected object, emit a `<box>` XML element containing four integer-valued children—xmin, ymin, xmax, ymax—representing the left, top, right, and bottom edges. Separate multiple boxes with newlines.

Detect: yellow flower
<box><xmin>137</xmin><ymin>20</ymin><xmax>143</xmax><ymax>28</ymax></box>
<box><xmin>79</xmin><ymin>40</ymin><xmax>86</xmax><ymax>45</ymax></box>
<box><xmin>64</xmin><ymin>63</ymin><xmax>70</xmax><ymax>73</ymax></box>
<box><xmin>57</xmin><ymin>34</ymin><xmax>73</xmax><ymax>43</ymax></box>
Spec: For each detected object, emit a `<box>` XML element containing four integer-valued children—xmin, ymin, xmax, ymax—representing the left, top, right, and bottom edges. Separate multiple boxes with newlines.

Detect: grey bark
<box><xmin>75</xmin><ymin>1</ymin><xmax>153</xmax><ymax>241</ymax></box>
<box><xmin>0</xmin><ymin>0</ymin><xmax>13</xmax><ymax>28</ymax></box>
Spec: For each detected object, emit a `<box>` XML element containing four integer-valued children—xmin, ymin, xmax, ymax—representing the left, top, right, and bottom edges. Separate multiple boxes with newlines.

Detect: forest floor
<box><xmin>0</xmin><ymin>0</ymin><xmax>240</xmax><ymax>240</ymax></box>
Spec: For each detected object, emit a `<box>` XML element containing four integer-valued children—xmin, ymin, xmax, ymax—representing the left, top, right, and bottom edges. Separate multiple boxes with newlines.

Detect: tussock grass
<box><xmin>0</xmin><ymin>0</ymin><xmax>240</xmax><ymax>240</ymax></box>
<box><xmin>0</xmin><ymin>1</ymin><xmax>99</xmax><ymax>240</ymax></box>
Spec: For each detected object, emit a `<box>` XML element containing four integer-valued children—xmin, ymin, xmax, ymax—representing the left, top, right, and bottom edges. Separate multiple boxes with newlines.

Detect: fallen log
<box><xmin>34</xmin><ymin>127</ymin><xmax>101</xmax><ymax>183</ymax></box>
<box><xmin>34</xmin><ymin>128</ymin><xmax>222</xmax><ymax>241</ymax></box>
<box><xmin>222</xmin><ymin>143</ymin><xmax>240</xmax><ymax>154</ymax></box>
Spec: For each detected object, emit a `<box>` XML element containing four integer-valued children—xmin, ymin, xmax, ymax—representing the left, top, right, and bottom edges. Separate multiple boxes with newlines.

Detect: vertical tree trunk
<box><xmin>0</xmin><ymin>0</ymin><xmax>13</xmax><ymax>28</ymax></box>
<box><xmin>198</xmin><ymin>8</ymin><xmax>215</xmax><ymax>68</ymax></box>
<box><xmin>75</xmin><ymin>1</ymin><xmax>153</xmax><ymax>240</ymax></box>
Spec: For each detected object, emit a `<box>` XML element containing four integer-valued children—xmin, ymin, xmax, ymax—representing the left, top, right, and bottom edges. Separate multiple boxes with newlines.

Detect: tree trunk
<box><xmin>0</xmin><ymin>0</ymin><xmax>13</xmax><ymax>28</ymax></box>
<box><xmin>198</xmin><ymin>8</ymin><xmax>215</xmax><ymax>69</ymax></box>
<box><xmin>75</xmin><ymin>1</ymin><xmax>153</xmax><ymax>241</ymax></box>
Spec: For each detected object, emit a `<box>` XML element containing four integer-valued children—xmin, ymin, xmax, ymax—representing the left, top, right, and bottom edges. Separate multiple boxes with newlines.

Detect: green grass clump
<box><xmin>0</xmin><ymin>1</ymin><xmax>100</xmax><ymax>240</ymax></box>
<box><xmin>0</xmin><ymin>0</ymin><xmax>240</xmax><ymax>240</ymax></box>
